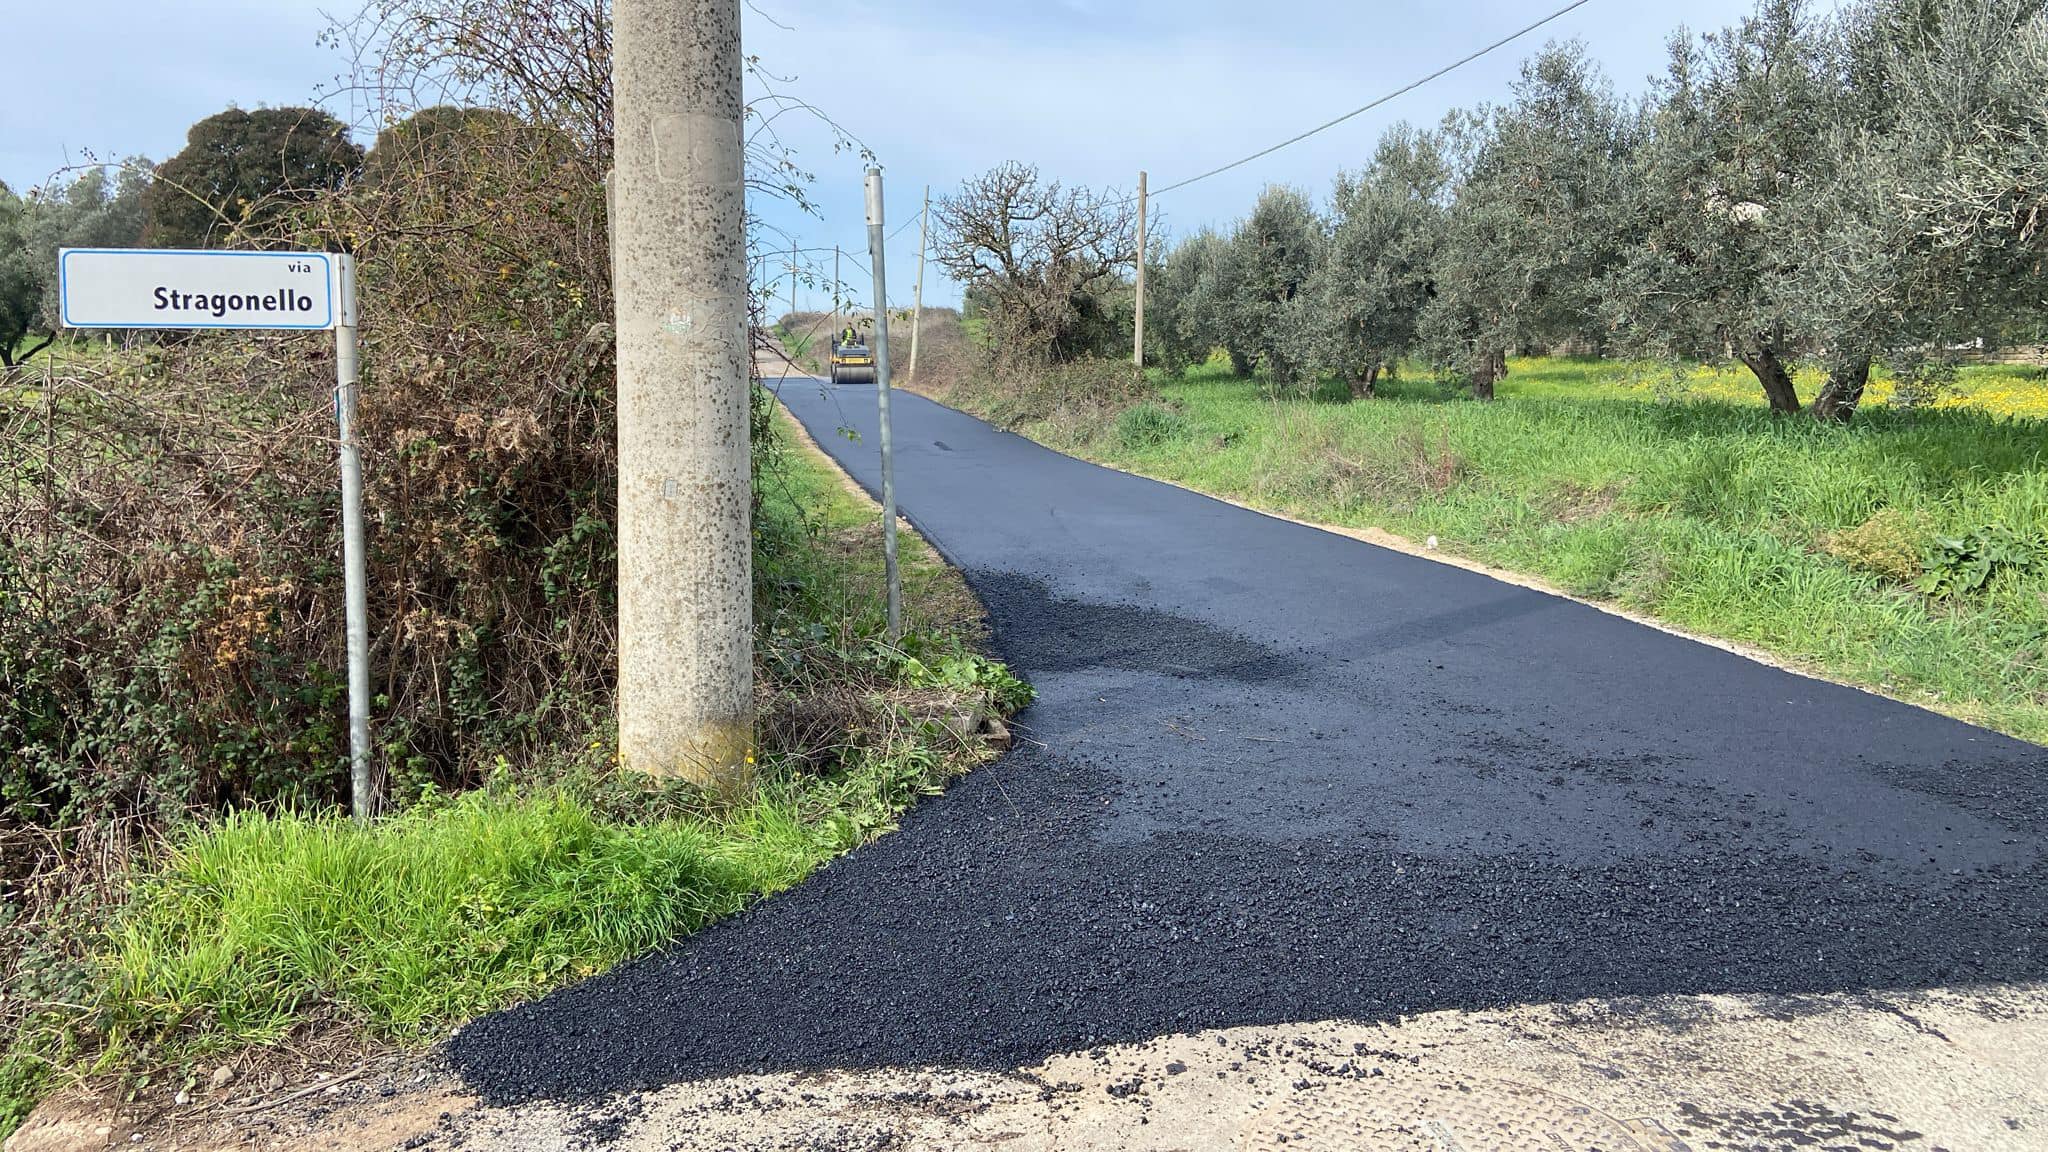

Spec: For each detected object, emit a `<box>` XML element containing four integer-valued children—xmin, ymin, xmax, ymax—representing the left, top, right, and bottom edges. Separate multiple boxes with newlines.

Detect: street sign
<box><xmin>54</xmin><ymin>246</ymin><xmax>376</xmax><ymax>820</ymax></box>
<box><xmin>58</xmin><ymin>248</ymin><xmax>339</xmax><ymax>331</ymax></box>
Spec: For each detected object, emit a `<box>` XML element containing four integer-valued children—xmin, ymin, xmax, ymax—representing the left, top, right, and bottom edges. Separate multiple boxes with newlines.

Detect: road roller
<box><xmin>829</xmin><ymin>333</ymin><xmax>876</xmax><ymax>385</ymax></box>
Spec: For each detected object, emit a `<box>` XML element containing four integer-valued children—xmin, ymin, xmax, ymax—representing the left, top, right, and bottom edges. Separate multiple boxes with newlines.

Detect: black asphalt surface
<box><xmin>450</xmin><ymin>377</ymin><xmax>2048</xmax><ymax>1105</ymax></box>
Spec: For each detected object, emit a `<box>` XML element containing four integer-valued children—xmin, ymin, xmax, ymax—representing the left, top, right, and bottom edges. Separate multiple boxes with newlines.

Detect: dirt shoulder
<box><xmin>17</xmin><ymin>983</ymin><xmax>2042</xmax><ymax>1151</ymax></box>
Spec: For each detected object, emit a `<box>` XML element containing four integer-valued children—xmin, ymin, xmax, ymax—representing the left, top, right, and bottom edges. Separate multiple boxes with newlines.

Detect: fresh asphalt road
<box><xmin>450</xmin><ymin>377</ymin><xmax>2047</xmax><ymax>1104</ymax></box>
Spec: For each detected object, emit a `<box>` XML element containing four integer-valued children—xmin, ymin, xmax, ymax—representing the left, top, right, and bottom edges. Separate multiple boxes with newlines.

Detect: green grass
<box><xmin>0</xmin><ymin>404</ymin><xmax>1022</xmax><ymax>1134</ymax></box>
<box><xmin>104</xmin><ymin>785</ymin><xmax>818</xmax><ymax>1049</ymax></box>
<box><xmin>993</xmin><ymin>356</ymin><xmax>2048</xmax><ymax>745</ymax></box>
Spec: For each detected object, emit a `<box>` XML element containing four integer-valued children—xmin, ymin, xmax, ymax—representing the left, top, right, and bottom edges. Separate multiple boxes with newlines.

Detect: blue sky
<box><xmin>1</xmin><ymin>0</ymin><xmax>1780</xmax><ymax>307</ymax></box>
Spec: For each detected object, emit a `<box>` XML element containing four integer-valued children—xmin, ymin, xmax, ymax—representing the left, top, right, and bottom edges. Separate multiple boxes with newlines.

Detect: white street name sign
<box><xmin>59</xmin><ymin>248</ymin><xmax>340</xmax><ymax>330</ymax></box>
<box><xmin>52</xmin><ymin>245</ymin><xmax>374</xmax><ymax>819</ymax></box>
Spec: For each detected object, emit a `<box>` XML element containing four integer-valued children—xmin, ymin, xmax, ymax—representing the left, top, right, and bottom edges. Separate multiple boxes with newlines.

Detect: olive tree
<box><xmin>1301</xmin><ymin>124</ymin><xmax>1449</xmax><ymax>396</ymax></box>
<box><xmin>1608</xmin><ymin>2</ymin><xmax>1838</xmax><ymax>412</ymax></box>
<box><xmin>25</xmin><ymin>165</ymin><xmax>150</xmax><ymax>320</ymax></box>
<box><xmin>1789</xmin><ymin>0</ymin><xmax>2048</xmax><ymax>419</ymax></box>
<box><xmin>1423</xmin><ymin>43</ymin><xmax>1639</xmax><ymax>398</ymax></box>
<box><xmin>1896</xmin><ymin>0</ymin><xmax>2048</xmax><ymax>281</ymax></box>
<box><xmin>1223</xmin><ymin>185</ymin><xmax>1325</xmax><ymax>393</ymax></box>
<box><xmin>1150</xmin><ymin>227</ymin><xmax>1227</xmax><ymax>371</ymax></box>
<box><xmin>0</xmin><ymin>183</ymin><xmax>45</xmax><ymax>368</ymax></box>
<box><xmin>1183</xmin><ymin>229</ymin><xmax>1261</xmax><ymax>376</ymax></box>
<box><xmin>1145</xmin><ymin>0</ymin><xmax>2048</xmax><ymax>418</ymax></box>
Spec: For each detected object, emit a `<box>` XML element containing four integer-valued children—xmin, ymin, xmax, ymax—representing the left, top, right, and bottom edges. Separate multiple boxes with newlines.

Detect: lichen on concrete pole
<box><xmin>612</xmin><ymin>0</ymin><xmax>754</xmax><ymax>789</ymax></box>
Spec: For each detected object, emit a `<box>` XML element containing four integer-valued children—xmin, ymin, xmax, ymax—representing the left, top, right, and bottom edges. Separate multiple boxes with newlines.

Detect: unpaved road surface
<box><xmin>51</xmin><ymin>379</ymin><xmax>2037</xmax><ymax>1151</ymax></box>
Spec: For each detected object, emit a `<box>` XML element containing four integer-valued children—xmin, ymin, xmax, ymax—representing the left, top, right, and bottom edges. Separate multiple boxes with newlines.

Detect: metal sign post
<box><xmin>332</xmin><ymin>258</ymin><xmax>371</xmax><ymax>821</ymax></box>
<box><xmin>863</xmin><ymin>170</ymin><xmax>902</xmax><ymax>642</ymax></box>
<box><xmin>59</xmin><ymin>248</ymin><xmax>376</xmax><ymax>820</ymax></box>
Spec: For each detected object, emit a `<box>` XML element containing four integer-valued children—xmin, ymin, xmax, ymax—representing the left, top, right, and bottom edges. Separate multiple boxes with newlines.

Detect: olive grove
<box><xmin>1144</xmin><ymin>0</ymin><xmax>2048</xmax><ymax>418</ymax></box>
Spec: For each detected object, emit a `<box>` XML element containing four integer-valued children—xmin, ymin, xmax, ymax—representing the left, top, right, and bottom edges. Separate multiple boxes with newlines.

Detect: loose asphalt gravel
<box><xmin>448</xmin><ymin>378</ymin><xmax>2048</xmax><ymax>1106</ymax></box>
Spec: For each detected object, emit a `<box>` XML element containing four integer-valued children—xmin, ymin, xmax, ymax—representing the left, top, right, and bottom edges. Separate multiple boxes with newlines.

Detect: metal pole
<box><xmin>613</xmin><ymin>0</ymin><xmax>754</xmax><ymax>787</ymax></box>
<box><xmin>909</xmin><ymin>185</ymin><xmax>928</xmax><ymax>387</ymax></box>
<box><xmin>864</xmin><ymin>168</ymin><xmax>902</xmax><ymax>642</ymax></box>
<box><xmin>334</xmin><ymin>255</ymin><xmax>373</xmax><ymax>821</ymax></box>
<box><xmin>1133</xmin><ymin>170</ymin><xmax>1147</xmax><ymax>369</ymax></box>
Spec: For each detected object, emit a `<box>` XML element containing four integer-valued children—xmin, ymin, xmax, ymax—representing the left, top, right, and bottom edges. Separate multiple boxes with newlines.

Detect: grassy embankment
<box><xmin>0</xmin><ymin>403</ymin><xmax>1023</xmax><ymax>1136</ymax></box>
<box><xmin>972</xmin><ymin>353</ymin><xmax>2048</xmax><ymax>745</ymax></box>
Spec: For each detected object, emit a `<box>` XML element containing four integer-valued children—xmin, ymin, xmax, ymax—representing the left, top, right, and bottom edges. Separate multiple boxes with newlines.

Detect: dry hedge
<box><xmin>1</xmin><ymin>119</ymin><xmax>646</xmax><ymax>830</ymax></box>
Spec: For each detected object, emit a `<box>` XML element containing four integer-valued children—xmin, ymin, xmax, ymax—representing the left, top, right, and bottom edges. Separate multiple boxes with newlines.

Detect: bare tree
<box><xmin>934</xmin><ymin>162</ymin><xmax>1136</xmax><ymax>362</ymax></box>
<box><xmin>325</xmin><ymin>0</ymin><xmax>870</xmax><ymax>219</ymax></box>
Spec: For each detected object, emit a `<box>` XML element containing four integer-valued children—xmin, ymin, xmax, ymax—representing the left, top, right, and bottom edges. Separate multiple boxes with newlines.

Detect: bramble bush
<box><xmin>0</xmin><ymin>114</ymin><xmax>626</xmax><ymax>831</ymax></box>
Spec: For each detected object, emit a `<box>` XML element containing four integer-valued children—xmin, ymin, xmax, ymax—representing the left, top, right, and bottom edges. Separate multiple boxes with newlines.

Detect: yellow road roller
<box><xmin>829</xmin><ymin>332</ymin><xmax>876</xmax><ymax>385</ymax></box>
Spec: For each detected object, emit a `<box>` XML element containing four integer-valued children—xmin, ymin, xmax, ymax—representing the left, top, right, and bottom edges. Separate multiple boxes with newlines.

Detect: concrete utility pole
<box><xmin>834</xmin><ymin>245</ymin><xmax>841</xmax><ymax>320</ymax></box>
<box><xmin>909</xmin><ymin>185</ymin><xmax>928</xmax><ymax>386</ymax></box>
<box><xmin>612</xmin><ymin>0</ymin><xmax>754</xmax><ymax>788</ymax></box>
<box><xmin>789</xmin><ymin>239</ymin><xmax>797</xmax><ymax>320</ymax></box>
<box><xmin>1133</xmin><ymin>170</ymin><xmax>1147</xmax><ymax>369</ymax></box>
<box><xmin>864</xmin><ymin>168</ymin><xmax>903</xmax><ymax>641</ymax></box>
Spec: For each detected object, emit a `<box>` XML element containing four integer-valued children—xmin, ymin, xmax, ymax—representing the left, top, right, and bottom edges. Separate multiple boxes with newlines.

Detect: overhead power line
<box><xmin>779</xmin><ymin>0</ymin><xmax>1594</xmax><ymax>321</ymax></box>
<box><xmin>775</xmin><ymin>210</ymin><xmax>919</xmax><ymax>310</ymax></box>
<box><xmin>1150</xmin><ymin>0</ymin><xmax>1596</xmax><ymax>198</ymax></box>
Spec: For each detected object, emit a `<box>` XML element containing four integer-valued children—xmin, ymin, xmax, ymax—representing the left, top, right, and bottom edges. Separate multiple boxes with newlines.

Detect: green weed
<box><xmin>1918</xmin><ymin>527</ymin><xmax>2040</xmax><ymax>599</ymax></box>
<box><xmin>892</xmin><ymin>643</ymin><xmax>1035</xmax><ymax>715</ymax></box>
<box><xmin>1115</xmin><ymin>401</ymin><xmax>1189</xmax><ymax>449</ymax></box>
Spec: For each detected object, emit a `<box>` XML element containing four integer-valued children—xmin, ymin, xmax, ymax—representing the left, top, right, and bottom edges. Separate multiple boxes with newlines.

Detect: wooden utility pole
<box><xmin>909</xmin><ymin>185</ymin><xmax>928</xmax><ymax>386</ymax></box>
<box><xmin>1132</xmin><ymin>170</ymin><xmax>1147</xmax><ymax>369</ymax></box>
<box><xmin>612</xmin><ymin>0</ymin><xmax>753</xmax><ymax>788</ymax></box>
